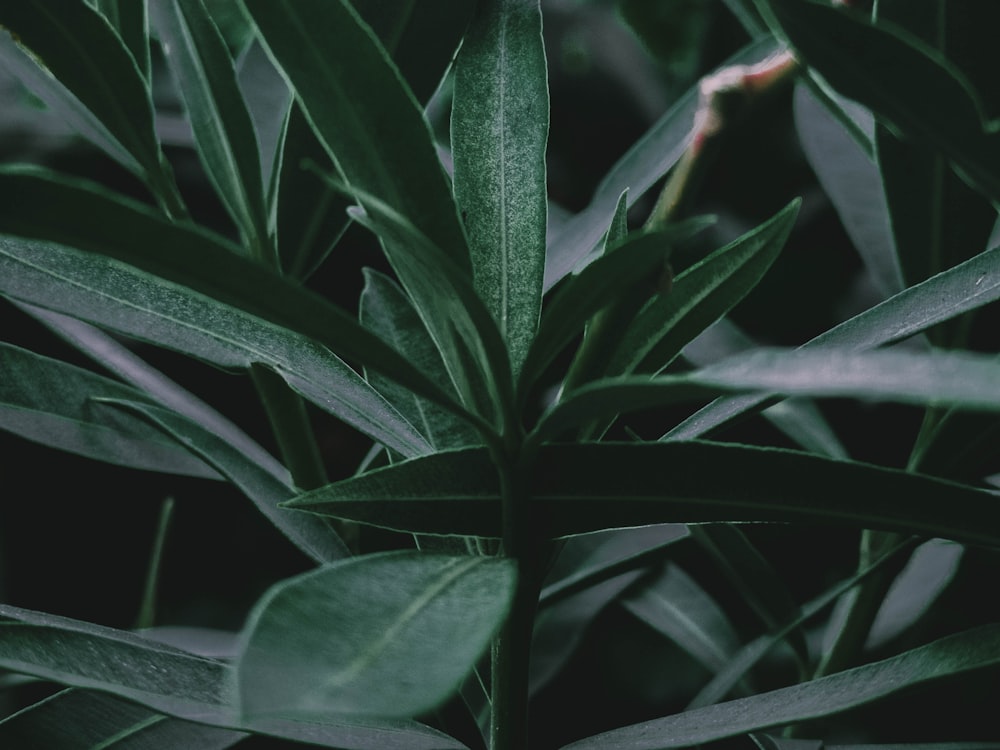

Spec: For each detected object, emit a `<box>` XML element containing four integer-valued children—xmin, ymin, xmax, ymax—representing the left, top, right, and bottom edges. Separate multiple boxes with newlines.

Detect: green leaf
<box><xmin>0</xmin><ymin>342</ymin><xmax>219</xmax><ymax>479</ymax></box>
<box><xmin>452</xmin><ymin>0</ymin><xmax>548</xmax><ymax>376</ymax></box>
<box><xmin>694</xmin><ymin>347</ymin><xmax>1000</xmax><ymax>413</ymax></box>
<box><xmin>520</xmin><ymin>219</ymin><xmax>713</xmax><ymax>398</ymax></box>
<box><xmin>94</xmin><ymin>0</ymin><xmax>150</xmax><ymax>80</ymax></box>
<box><xmin>0</xmin><ymin>169</ymin><xmax>472</xmax><ymax>435</ymax></box>
<box><xmin>286</xmin><ymin>443</ymin><xmax>1000</xmax><ymax>548</ymax></box>
<box><xmin>0</xmin><ymin>604</ymin><xmax>467</xmax><ymax>749</ymax></box>
<box><xmin>560</xmin><ymin>624</ymin><xmax>1000</xmax><ymax>749</ymax></box>
<box><xmin>0</xmin><ymin>689</ymin><xmax>246</xmax><ymax>750</ymax></box>
<box><xmin>242</xmin><ymin>0</ymin><xmax>469</xmax><ymax>272</ymax></box>
<box><xmin>360</xmin><ymin>270</ymin><xmax>481</xmax><ymax>452</ymax></box>
<box><xmin>608</xmin><ymin>200</ymin><xmax>799</xmax><ymax>377</ymax></box>
<box><xmin>666</xmin><ymin>243</ymin><xmax>1000</xmax><ymax>440</ymax></box>
<box><xmin>544</xmin><ymin>36</ymin><xmax>779</xmax><ymax>290</ymax></box>
<box><xmin>793</xmin><ymin>85</ymin><xmax>902</xmax><ymax>297</ymax></box>
<box><xmin>153</xmin><ymin>0</ymin><xmax>270</xmax><ymax>259</ymax></box>
<box><xmin>236</xmin><ymin>551</ymin><xmax>516</xmax><ymax>719</ymax></box>
<box><xmin>102</xmin><ymin>398</ymin><xmax>349</xmax><ymax>563</ymax></box>
<box><xmin>755</xmin><ymin>0</ymin><xmax>1000</xmax><ymax>205</ymax></box>
<box><xmin>0</xmin><ymin>3</ymin><xmax>176</xmax><ymax>205</ymax></box>
<box><xmin>623</xmin><ymin>562</ymin><xmax>742</xmax><ymax>674</ymax></box>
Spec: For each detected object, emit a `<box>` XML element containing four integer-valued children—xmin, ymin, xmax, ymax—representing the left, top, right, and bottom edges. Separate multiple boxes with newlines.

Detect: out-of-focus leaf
<box><xmin>153</xmin><ymin>0</ymin><xmax>270</xmax><ymax>259</ymax></box>
<box><xmin>360</xmin><ymin>270</ymin><xmax>480</xmax><ymax>452</ymax></box>
<box><xmin>102</xmin><ymin>398</ymin><xmax>349</xmax><ymax>563</ymax></box>
<box><xmin>242</xmin><ymin>0</ymin><xmax>469</xmax><ymax>272</ymax></box>
<box><xmin>0</xmin><ymin>604</ymin><xmax>469</xmax><ymax>749</ymax></box>
<box><xmin>544</xmin><ymin>36</ymin><xmax>779</xmax><ymax>290</ymax></box>
<box><xmin>0</xmin><ymin>343</ymin><xmax>219</xmax><ymax>479</ymax></box>
<box><xmin>0</xmin><ymin>689</ymin><xmax>247</xmax><ymax>750</ymax></box>
<box><xmin>561</xmin><ymin>624</ymin><xmax>1000</xmax><ymax>749</ymax></box>
<box><xmin>0</xmin><ymin>169</ymin><xmax>471</xmax><ymax>433</ymax></box>
<box><xmin>756</xmin><ymin>0</ymin><xmax>1000</xmax><ymax>205</ymax></box>
<box><xmin>287</xmin><ymin>443</ymin><xmax>1000</xmax><ymax>548</ymax></box>
<box><xmin>666</xmin><ymin>244</ymin><xmax>1000</xmax><ymax>440</ymax></box>
<box><xmin>623</xmin><ymin>562</ymin><xmax>742</xmax><ymax>674</ymax></box>
<box><xmin>794</xmin><ymin>85</ymin><xmax>902</xmax><ymax>297</ymax></box>
<box><xmin>453</xmin><ymin>0</ymin><xmax>548</xmax><ymax>376</ymax></box>
<box><xmin>236</xmin><ymin>552</ymin><xmax>516</xmax><ymax>719</ymax></box>
<box><xmin>608</xmin><ymin>200</ymin><xmax>799</xmax><ymax>376</ymax></box>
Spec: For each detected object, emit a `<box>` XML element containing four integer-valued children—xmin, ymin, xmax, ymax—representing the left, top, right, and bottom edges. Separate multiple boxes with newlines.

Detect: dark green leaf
<box><xmin>94</xmin><ymin>0</ymin><xmax>150</xmax><ymax>80</ymax></box>
<box><xmin>236</xmin><ymin>551</ymin><xmax>516</xmax><ymax>719</ymax></box>
<box><xmin>242</xmin><ymin>0</ymin><xmax>469</xmax><ymax>272</ymax></box>
<box><xmin>608</xmin><ymin>200</ymin><xmax>799</xmax><ymax>376</ymax></box>
<box><xmin>544</xmin><ymin>36</ymin><xmax>779</xmax><ymax>290</ymax></box>
<box><xmin>153</xmin><ymin>0</ymin><xmax>270</xmax><ymax>259</ymax></box>
<box><xmin>360</xmin><ymin>270</ymin><xmax>481</xmax><ymax>452</ymax></box>
<box><xmin>756</xmin><ymin>0</ymin><xmax>1000</xmax><ymax>205</ymax></box>
<box><xmin>102</xmin><ymin>398</ymin><xmax>349</xmax><ymax>563</ymax></box>
<box><xmin>0</xmin><ymin>169</ymin><xmax>471</xmax><ymax>433</ymax></box>
<box><xmin>0</xmin><ymin>689</ymin><xmax>246</xmax><ymax>750</ymax></box>
<box><xmin>453</xmin><ymin>0</ymin><xmax>548</xmax><ymax>376</ymax></box>
<box><xmin>560</xmin><ymin>624</ymin><xmax>1000</xmax><ymax>749</ymax></box>
<box><xmin>0</xmin><ymin>342</ymin><xmax>219</xmax><ymax>479</ymax></box>
<box><xmin>0</xmin><ymin>604</ymin><xmax>468</xmax><ymax>749</ymax></box>
<box><xmin>287</xmin><ymin>443</ymin><xmax>1000</xmax><ymax>548</ymax></box>
<box><xmin>666</xmin><ymin>244</ymin><xmax>1000</xmax><ymax>440</ymax></box>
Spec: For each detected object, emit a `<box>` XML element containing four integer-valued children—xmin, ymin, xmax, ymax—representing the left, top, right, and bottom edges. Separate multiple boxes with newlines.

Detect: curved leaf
<box><xmin>236</xmin><ymin>551</ymin><xmax>516</xmax><ymax>719</ymax></box>
<box><xmin>0</xmin><ymin>342</ymin><xmax>219</xmax><ymax>479</ymax></box>
<box><xmin>287</xmin><ymin>443</ymin><xmax>1000</xmax><ymax>548</ymax></box>
<box><xmin>561</xmin><ymin>624</ymin><xmax>1000</xmax><ymax>749</ymax></box>
<box><xmin>453</xmin><ymin>0</ymin><xmax>548</xmax><ymax>376</ymax></box>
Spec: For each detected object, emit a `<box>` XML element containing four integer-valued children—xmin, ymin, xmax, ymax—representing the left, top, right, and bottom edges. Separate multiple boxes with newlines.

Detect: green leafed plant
<box><xmin>0</xmin><ymin>0</ymin><xmax>998</xmax><ymax>748</ymax></box>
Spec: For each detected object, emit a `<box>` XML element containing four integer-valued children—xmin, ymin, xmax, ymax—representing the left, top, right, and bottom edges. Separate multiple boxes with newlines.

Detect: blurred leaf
<box><xmin>794</xmin><ymin>85</ymin><xmax>902</xmax><ymax>297</ymax></box>
<box><xmin>360</xmin><ymin>270</ymin><xmax>481</xmax><ymax>452</ymax></box>
<box><xmin>609</xmin><ymin>199</ymin><xmax>799</xmax><ymax>376</ymax></box>
<box><xmin>544</xmin><ymin>36</ymin><xmax>779</xmax><ymax>290</ymax></box>
<box><xmin>756</xmin><ymin>0</ymin><xmax>1000</xmax><ymax>205</ymax></box>
<box><xmin>623</xmin><ymin>562</ymin><xmax>743</xmax><ymax>674</ymax></box>
<box><xmin>153</xmin><ymin>0</ymin><xmax>270</xmax><ymax>259</ymax></box>
<box><xmin>666</xmin><ymin>243</ymin><xmax>1000</xmax><ymax>440</ymax></box>
<box><xmin>521</xmin><ymin>219</ymin><xmax>713</xmax><ymax>398</ymax></box>
<box><xmin>0</xmin><ymin>342</ymin><xmax>219</xmax><ymax>479</ymax></box>
<box><xmin>22</xmin><ymin>304</ymin><xmax>290</xmax><ymax>483</ymax></box>
<box><xmin>867</xmin><ymin>539</ymin><xmax>963</xmax><ymax>649</ymax></box>
<box><xmin>288</xmin><ymin>443</ymin><xmax>1000</xmax><ymax>548</ymax></box>
<box><xmin>0</xmin><ymin>689</ymin><xmax>246</xmax><ymax>750</ymax></box>
<box><xmin>453</xmin><ymin>0</ymin><xmax>548</xmax><ymax>377</ymax></box>
<box><xmin>720</xmin><ymin>0</ymin><xmax>768</xmax><ymax>39</ymax></box>
<box><xmin>94</xmin><ymin>0</ymin><xmax>150</xmax><ymax>80</ymax></box>
<box><xmin>0</xmin><ymin>169</ymin><xmax>470</xmax><ymax>433</ymax></box>
<box><xmin>0</xmin><ymin>3</ymin><xmax>174</xmax><ymax>201</ymax></box>
<box><xmin>561</xmin><ymin>624</ymin><xmax>1000</xmax><ymax>749</ymax></box>
<box><xmin>243</xmin><ymin>0</ymin><xmax>469</xmax><ymax>272</ymax></box>
<box><xmin>236</xmin><ymin>552</ymin><xmax>516</xmax><ymax>719</ymax></box>
<box><xmin>0</xmin><ymin>604</ymin><xmax>469</xmax><ymax>749</ymax></box>
<box><xmin>102</xmin><ymin>398</ymin><xmax>350</xmax><ymax>563</ymax></box>
<box><xmin>694</xmin><ymin>347</ymin><xmax>1000</xmax><ymax>413</ymax></box>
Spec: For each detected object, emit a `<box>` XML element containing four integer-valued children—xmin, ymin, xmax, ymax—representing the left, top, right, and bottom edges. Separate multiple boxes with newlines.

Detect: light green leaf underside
<box><xmin>236</xmin><ymin>551</ymin><xmax>516</xmax><ymax>719</ymax></box>
<box><xmin>288</xmin><ymin>442</ymin><xmax>1000</xmax><ymax>548</ymax></box>
<box><xmin>561</xmin><ymin>624</ymin><xmax>1000</xmax><ymax>749</ymax></box>
<box><xmin>453</xmin><ymin>0</ymin><xmax>548</xmax><ymax>376</ymax></box>
<box><xmin>0</xmin><ymin>604</ymin><xmax>467</xmax><ymax>750</ymax></box>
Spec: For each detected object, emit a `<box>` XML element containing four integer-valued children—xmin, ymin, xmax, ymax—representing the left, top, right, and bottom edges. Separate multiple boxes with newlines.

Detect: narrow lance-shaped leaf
<box><xmin>0</xmin><ymin>169</ymin><xmax>476</xmax><ymax>435</ymax></box>
<box><xmin>287</xmin><ymin>443</ymin><xmax>1000</xmax><ymax>548</ymax></box>
<box><xmin>154</xmin><ymin>0</ymin><xmax>271</xmax><ymax>260</ymax></box>
<box><xmin>560</xmin><ymin>624</ymin><xmax>1000</xmax><ymax>750</ymax></box>
<box><xmin>666</xmin><ymin>243</ymin><xmax>1000</xmax><ymax>441</ymax></box>
<box><xmin>236</xmin><ymin>552</ymin><xmax>517</xmax><ymax>720</ymax></box>
<box><xmin>243</xmin><ymin>0</ymin><xmax>470</xmax><ymax>272</ymax></box>
<box><xmin>0</xmin><ymin>342</ymin><xmax>220</xmax><ymax>480</ymax></box>
<box><xmin>0</xmin><ymin>604</ymin><xmax>467</xmax><ymax>750</ymax></box>
<box><xmin>94</xmin><ymin>0</ymin><xmax>150</xmax><ymax>80</ymax></box>
<box><xmin>453</xmin><ymin>0</ymin><xmax>549</xmax><ymax>376</ymax></box>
